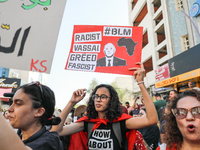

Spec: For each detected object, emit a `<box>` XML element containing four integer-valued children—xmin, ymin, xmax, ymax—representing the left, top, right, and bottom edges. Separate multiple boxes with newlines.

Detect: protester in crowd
<box><xmin>187</xmin><ymin>81</ymin><xmax>193</xmax><ymax>89</ymax></box>
<box><xmin>120</xmin><ymin>102</ymin><xmax>128</xmax><ymax>114</ymax></box>
<box><xmin>125</xmin><ymin>101</ymin><xmax>134</xmax><ymax>114</ymax></box>
<box><xmin>131</xmin><ymin>103</ymin><xmax>140</xmax><ymax>117</ymax></box>
<box><xmin>138</xmin><ymin>108</ymin><xmax>160</xmax><ymax>150</ymax></box>
<box><xmin>139</xmin><ymin>96</ymin><xmax>145</xmax><ymax>109</ymax></box>
<box><xmin>3</xmin><ymin>109</ymin><xmax>9</xmax><ymax>121</ymax></box>
<box><xmin>74</xmin><ymin>105</ymin><xmax>87</xmax><ymax>121</ymax></box>
<box><xmin>169</xmin><ymin>90</ymin><xmax>178</xmax><ymax>101</ymax></box>
<box><xmin>159</xmin><ymin>105</ymin><xmax>170</xmax><ymax>144</ymax></box>
<box><xmin>157</xmin><ymin>89</ymin><xmax>200</xmax><ymax>150</ymax></box>
<box><xmin>0</xmin><ymin>81</ymin><xmax>63</xmax><ymax>150</ymax></box>
<box><xmin>51</xmin><ymin>62</ymin><xmax>158</xmax><ymax>150</ymax></box>
<box><xmin>154</xmin><ymin>93</ymin><xmax>166</xmax><ymax>122</ymax></box>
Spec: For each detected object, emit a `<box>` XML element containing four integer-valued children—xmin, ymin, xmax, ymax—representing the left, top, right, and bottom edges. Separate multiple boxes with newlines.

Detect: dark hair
<box><xmin>19</xmin><ymin>83</ymin><xmax>61</xmax><ymax>126</ymax></box>
<box><xmin>125</xmin><ymin>102</ymin><xmax>129</xmax><ymax>104</ymax></box>
<box><xmin>155</xmin><ymin>93</ymin><xmax>161</xmax><ymax>97</ymax></box>
<box><xmin>170</xmin><ymin>90</ymin><xmax>178</xmax><ymax>95</ymax></box>
<box><xmin>86</xmin><ymin>84</ymin><xmax>122</xmax><ymax>122</ymax></box>
<box><xmin>165</xmin><ymin>89</ymin><xmax>200</xmax><ymax>150</ymax></box>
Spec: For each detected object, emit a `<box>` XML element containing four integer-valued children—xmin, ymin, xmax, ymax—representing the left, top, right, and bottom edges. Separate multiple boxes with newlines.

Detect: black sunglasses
<box><xmin>172</xmin><ymin>106</ymin><xmax>200</xmax><ymax>119</ymax></box>
<box><xmin>28</xmin><ymin>81</ymin><xmax>44</xmax><ymax>102</ymax></box>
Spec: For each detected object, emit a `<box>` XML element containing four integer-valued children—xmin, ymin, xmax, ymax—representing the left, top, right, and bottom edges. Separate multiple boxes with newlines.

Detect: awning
<box><xmin>155</xmin><ymin>68</ymin><xmax>200</xmax><ymax>88</ymax></box>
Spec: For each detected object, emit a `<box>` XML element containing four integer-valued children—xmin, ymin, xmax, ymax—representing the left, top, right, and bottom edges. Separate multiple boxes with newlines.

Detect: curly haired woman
<box><xmin>51</xmin><ymin>63</ymin><xmax>158</xmax><ymax>150</ymax></box>
<box><xmin>157</xmin><ymin>89</ymin><xmax>200</xmax><ymax>150</ymax></box>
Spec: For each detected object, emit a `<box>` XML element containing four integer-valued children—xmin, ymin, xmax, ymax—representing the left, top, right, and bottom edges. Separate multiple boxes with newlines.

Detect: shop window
<box><xmin>178</xmin><ymin>80</ymin><xmax>196</xmax><ymax>92</ymax></box>
<box><xmin>175</xmin><ymin>0</ymin><xmax>183</xmax><ymax>11</ymax></box>
<box><xmin>142</xmin><ymin>31</ymin><xmax>148</xmax><ymax>48</ymax></box>
<box><xmin>133</xmin><ymin>3</ymin><xmax>148</xmax><ymax>26</ymax></box>
<box><xmin>180</xmin><ymin>35</ymin><xmax>189</xmax><ymax>52</ymax></box>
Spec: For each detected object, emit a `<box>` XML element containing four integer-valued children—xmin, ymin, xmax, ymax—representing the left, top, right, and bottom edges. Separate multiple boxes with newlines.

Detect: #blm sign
<box><xmin>0</xmin><ymin>0</ymin><xmax>67</xmax><ymax>73</ymax></box>
<box><xmin>65</xmin><ymin>25</ymin><xmax>143</xmax><ymax>76</ymax></box>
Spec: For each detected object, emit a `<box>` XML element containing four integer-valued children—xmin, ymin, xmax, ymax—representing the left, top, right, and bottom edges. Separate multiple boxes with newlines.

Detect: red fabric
<box><xmin>68</xmin><ymin>131</ymin><xmax>88</xmax><ymax>150</ymax></box>
<box><xmin>134</xmin><ymin>131</ymin><xmax>147</xmax><ymax>150</ymax></box>
<box><xmin>69</xmin><ymin>113</ymin><xmax>146</xmax><ymax>150</ymax></box>
<box><xmin>121</xmin><ymin>106</ymin><xmax>128</xmax><ymax>114</ymax></box>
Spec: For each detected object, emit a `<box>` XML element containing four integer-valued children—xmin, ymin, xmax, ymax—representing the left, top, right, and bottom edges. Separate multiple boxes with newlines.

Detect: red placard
<box><xmin>65</xmin><ymin>25</ymin><xmax>143</xmax><ymax>75</ymax></box>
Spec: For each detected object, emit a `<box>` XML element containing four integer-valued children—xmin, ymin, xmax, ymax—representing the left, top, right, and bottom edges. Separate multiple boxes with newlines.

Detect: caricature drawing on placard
<box><xmin>96</xmin><ymin>43</ymin><xmax>127</xmax><ymax>67</ymax></box>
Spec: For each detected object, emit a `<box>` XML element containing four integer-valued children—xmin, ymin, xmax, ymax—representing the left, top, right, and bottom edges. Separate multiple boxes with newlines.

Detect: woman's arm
<box><xmin>51</xmin><ymin>89</ymin><xmax>86</xmax><ymax>136</ymax></box>
<box><xmin>126</xmin><ymin>62</ymin><xmax>158</xmax><ymax>129</ymax></box>
<box><xmin>0</xmin><ymin>113</ymin><xmax>31</xmax><ymax>150</ymax></box>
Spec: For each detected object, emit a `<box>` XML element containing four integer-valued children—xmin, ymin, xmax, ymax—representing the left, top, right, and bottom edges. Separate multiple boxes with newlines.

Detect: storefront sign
<box><xmin>155</xmin><ymin>63</ymin><xmax>170</xmax><ymax>82</ymax></box>
<box><xmin>155</xmin><ymin>68</ymin><xmax>200</xmax><ymax>88</ymax></box>
<box><xmin>0</xmin><ymin>78</ymin><xmax>21</xmax><ymax>88</ymax></box>
<box><xmin>168</xmin><ymin>43</ymin><xmax>200</xmax><ymax>77</ymax></box>
<box><xmin>190</xmin><ymin>0</ymin><xmax>200</xmax><ymax>17</ymax></box>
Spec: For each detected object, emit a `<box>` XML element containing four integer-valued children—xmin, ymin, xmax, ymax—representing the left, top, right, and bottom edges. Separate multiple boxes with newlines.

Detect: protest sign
<box><xmin>65</xmin><ymin>25</ymin><xmax>143</xmax><ymax>75</ymax></box>
<box><xmin>0</xmin><ymin>0</ymin><xmax>67</xmax><ymax>73</ymax></box>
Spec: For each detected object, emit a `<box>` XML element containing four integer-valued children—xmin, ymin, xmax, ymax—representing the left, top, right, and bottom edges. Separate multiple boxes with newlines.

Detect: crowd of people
<box><xmin>0</xmin><ymin>63</ymin><xmax>200</xmax><ymax>150</ymax></box>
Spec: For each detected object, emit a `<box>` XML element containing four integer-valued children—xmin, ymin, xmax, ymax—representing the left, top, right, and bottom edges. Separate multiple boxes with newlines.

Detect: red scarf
<box><xmin>68</xmin><ymin>113</ymin><xmax>145</xmax><ymax>150</ymax></box>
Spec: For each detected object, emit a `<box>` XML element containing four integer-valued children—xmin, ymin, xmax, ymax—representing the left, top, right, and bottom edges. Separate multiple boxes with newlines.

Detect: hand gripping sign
<box><xmin>65</xmin><ymin>25</ymin><xmax>143</xmax><ymax>75</ymax></box>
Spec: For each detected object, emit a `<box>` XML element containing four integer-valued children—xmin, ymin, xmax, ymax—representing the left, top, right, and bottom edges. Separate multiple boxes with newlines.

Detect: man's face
<box><xmin>155</xmin><ymin>96</ymin><xmax>161</xmax><ymax>100</ymax></box>
<box><xmin>169</xmin><ymin>91</ymin><xmax>177</xmax><ymax>100</ymax></box>
<box><xmin>125</xmin><ymin>103</ymin><xmax>129</xmax><ymax>108</ymax></box>
<box><xmin>104</xmin><ymin>43</ymin><xmax>116</xmax><ymax>57</ymax></box>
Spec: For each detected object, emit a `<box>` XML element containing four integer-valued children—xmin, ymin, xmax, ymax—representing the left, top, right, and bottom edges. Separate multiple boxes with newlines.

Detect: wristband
<box><xmin>137</xmin><ymin>81</ymin><xmax>144</xmax><ymax>85</ymax></box>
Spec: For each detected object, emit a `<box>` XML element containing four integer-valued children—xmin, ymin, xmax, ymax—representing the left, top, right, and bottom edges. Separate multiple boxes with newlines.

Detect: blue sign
<box><xmin>190</xmin><ymin>0</ymin><xmax>200</xmax><ymax>17</ymax></box>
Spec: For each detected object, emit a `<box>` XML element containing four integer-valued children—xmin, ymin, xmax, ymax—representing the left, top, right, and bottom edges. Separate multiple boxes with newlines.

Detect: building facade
<box><xmin>128</xmin><ymin>0</ymin><xmax>200</xmax><ymax>94</ymax></box>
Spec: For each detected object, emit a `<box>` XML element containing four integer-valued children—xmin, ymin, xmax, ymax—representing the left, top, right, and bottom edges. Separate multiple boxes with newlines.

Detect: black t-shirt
<box><xmin>25</xmin><ymin>131</ymin><xmax>63</xmax><ymax>150</ymax></box>
<box><xmin>138</xmin><ymin>124</ymin><xmax>160</xmax><ymax>150</ymax></box>
<box><xmin>84</xmin><ymin>120</ymin><xmax>127</xmax><ymax>150</ymax></box>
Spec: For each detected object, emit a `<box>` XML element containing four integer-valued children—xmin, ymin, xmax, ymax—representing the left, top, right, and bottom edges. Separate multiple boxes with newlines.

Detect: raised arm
<box><xmin>0</xmin><ymin>113</ymin><xmax>31</xmax><ymax>150</ymax></box>
<box><xmin>126</xmin><ymin>62</ymin><xmax>158</xmax><ymax>129</ymax></box>
<box><xmin>51</xmin><ymin>89</ymin><xmax>86</xmax><ymax>136</ymax></box>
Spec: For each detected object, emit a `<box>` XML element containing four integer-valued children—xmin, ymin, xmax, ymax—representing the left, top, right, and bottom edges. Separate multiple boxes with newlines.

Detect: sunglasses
<box><xmin>172</xmin><ymin>106</ymin><xmax>200</xmax><ymax>119</ymax></box>
<box><xmin>28</xmin><ymin>81</ymin><xmax>44</xmax><ymax>102</ymax></box>
<box><xmin>92</xmin><ymin>94</ymin><xmax>110</xmax><ymax>102</ymax></box>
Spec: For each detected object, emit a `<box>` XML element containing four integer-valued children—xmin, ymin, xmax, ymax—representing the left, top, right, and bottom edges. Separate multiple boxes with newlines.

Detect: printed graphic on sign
<box><xmin>0</xmin><ymin>0</ymin><xmax>67</xmax><ymax>73</ymax></box>
<box><xmin>65</xmin><ymin>25</ymin><xmax>143</xmax><ymax>75</ymax></box>
<box><xmin>88</xmin><ymin>129</ymin><xmax>113</xmax><ymax>150</ymax></box>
